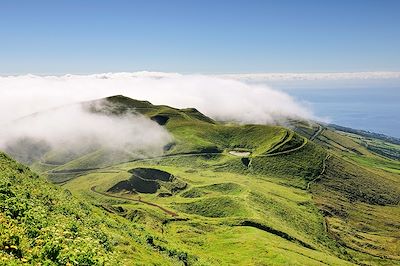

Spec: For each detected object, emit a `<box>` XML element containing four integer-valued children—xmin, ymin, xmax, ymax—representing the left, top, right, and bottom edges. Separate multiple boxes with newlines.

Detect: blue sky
<box><xmin>1</xmin><ymin>0</ymin><xmax>399</xmax><ymax>74</ymax></box>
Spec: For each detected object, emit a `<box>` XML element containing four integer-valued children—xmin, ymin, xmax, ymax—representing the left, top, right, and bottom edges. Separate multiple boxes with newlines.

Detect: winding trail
<box><xmin>55</xmin><ymin>137</ymin><xmax>310</xmax><ymax>217</ymax></box>
<box><xmin>86</xmin><ymin>140</ymin><xmax>309</xmax><ymax>217</ymax></box>
<box><xmin>46</xmin><ymin>152</ymin><xmax>220</xmax><ymax>176</ymax></box>
<box><xmin>90</xmin><ymin>186</ymin><xmax>178</xmax><ymax>217</ymax></box>
<box><xmin>310</xmin><ymin>125</ymin><xmax>323</xmax><ymax>141</ymax></box>
<box><xmin>256</xmin><ymin>137</ymin><xmax>308</xmax><ymax>157</ymax></box>
<box><xmin>49</xmin><ymin>136</ymin><xmax>309</xmax><ymax>178</ymax></box>
<box><xmin>306</xmin><ymin>154</ymin><xmax>330</xmax><ymax>190</ymax></box>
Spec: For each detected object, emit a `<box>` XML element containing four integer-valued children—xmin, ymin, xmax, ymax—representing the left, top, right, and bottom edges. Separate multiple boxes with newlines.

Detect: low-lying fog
<box><xmin>0</xmin><ymin>72</ymin><xmax>314</xmax><ymax>162</ymax></box>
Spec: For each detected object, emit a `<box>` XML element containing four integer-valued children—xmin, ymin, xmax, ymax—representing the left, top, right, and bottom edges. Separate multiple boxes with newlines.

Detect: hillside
<box><xmin>1</xmin><ymin>95</ymin><xmax>400</xmax><ymax>265</ymax></box>
<box><xmin>0</xmin><ymin>152</ymin><xmax>193</xmax><ymax>265</ymax></box>
<box><xmin>8</xmin><ymin>95</ymin><xmax>306</xmax><ymax>184</ymax></box>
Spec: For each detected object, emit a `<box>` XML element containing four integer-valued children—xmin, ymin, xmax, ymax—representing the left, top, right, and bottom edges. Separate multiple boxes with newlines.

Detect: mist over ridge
<box><xmin>0</xmin><ymin>72</ymin><xmax>317</xmax><ymax>160</ymax></box>
<box><xmin>0</xmin><ymin>101</ymin><xmax>172</xmax><ymax>163</ymax></box>
<box><xmin>0</xmin><ymin>72</ymin><xmax>315</xmax><ymax>125</ymax></box>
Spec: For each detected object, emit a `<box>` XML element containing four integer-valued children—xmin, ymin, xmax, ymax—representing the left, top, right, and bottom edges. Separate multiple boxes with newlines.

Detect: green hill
<box><xmin>10</xmin><ymin>95</ymin><xmax>305</xmax><ymax>184</ymax></box>
<box><xmin>0</xmin><ymin>152</ymin><xmax>192</xmax><ymax>265</ymax></box>
<box><xmin>2</xmin><ymin>95</ymin><xmax>400</xmax><ymax>265</ymax></box>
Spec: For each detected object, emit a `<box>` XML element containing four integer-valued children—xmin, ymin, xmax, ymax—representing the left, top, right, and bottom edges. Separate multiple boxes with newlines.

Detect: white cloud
<box><xmin>1</xmin><ymin>104</ymin><xmax>171</xmax><ymax>149</ymax></box>
<box><xmin>0</xmin><ymin>72</ymin><xmax>315</xmax><ymax>125</ymax></box>
<box><xmin>0</xmin><ymin>102</ymin><xmax>172</xmax><ymax>161</ymax></box>
<box><xmin>217</xmin><ymin>71</ymin><xmax>400</xmax><ymax>82</ymax></box>
<box><xmin>0</xmin><ymin>72</ymin><xmax>323</xmax><ymax>162</ymax></box>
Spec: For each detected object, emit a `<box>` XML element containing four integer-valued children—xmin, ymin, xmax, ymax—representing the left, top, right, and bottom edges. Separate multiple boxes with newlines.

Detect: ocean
<box><xmin>282</xmin><ymin>87</ymin><xmax>400</xmax><ymax>138</ymax></box>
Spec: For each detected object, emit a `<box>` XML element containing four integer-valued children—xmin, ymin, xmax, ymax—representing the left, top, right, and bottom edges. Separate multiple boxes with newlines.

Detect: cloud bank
<box><xmin>5</xmin><ymin>71</ymin><xmax>397</xmax><ymax>163</ymax></box>
<box><xmin>218</xmin><ymin>71</ymin><xmax>400</xmax><ymax>82</ymax></box>
<box><xmin>0</xmin><ymin>104</ymin><xmax>171</xmax><ymax>151</ymax></box>
<box><xmin>0</xmin><ymin>102</ymin><xmax>172</xmax><ymax>163</ymax></box>
<box><xmin>0</xmin><ymin>72</ymin><xmax>317</xmax><ymax>162</ymax></box>
<box><xmin>0</xmin><ymin>72</ymin><xmax>314</xmax><ymax>125</ymax></box>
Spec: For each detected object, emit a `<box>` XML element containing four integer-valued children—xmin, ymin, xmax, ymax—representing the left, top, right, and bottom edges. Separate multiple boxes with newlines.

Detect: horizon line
<box><xmin>1</xmin><ymin>71</ymin><xmax>400</xmax><ymax>81</ymax></box>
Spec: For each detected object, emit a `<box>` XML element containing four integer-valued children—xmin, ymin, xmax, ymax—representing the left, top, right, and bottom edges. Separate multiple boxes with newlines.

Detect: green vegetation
<box><xmin>175</xmin><ymin>196</ymin><xmax>248</xmax><ymax>218</ymax></box>
<box><xmin>107</xmin><ymin>167</ymin><xmax>186</xmax><ymax>195</ymax></box>
<box><xmin>2</xmin><ymin>95</ymin><xmax>400</xmax><ymax>265</ymax></box>
<box><xmin>312</xmin><ymin>156</ymin><xmax>400</xmax><ymax>264</ymax></box>
<box><xmin>0</xmin><ymin>153</ymin><xmax>181</xmax><ymax>265</ymax></box>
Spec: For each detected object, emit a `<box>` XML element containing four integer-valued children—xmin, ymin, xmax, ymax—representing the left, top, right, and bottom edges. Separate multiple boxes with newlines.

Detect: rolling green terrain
<box><xmin>1</xmin><ymin>95</ymin><xmax>399</xmax><ymax>265</ymax></box>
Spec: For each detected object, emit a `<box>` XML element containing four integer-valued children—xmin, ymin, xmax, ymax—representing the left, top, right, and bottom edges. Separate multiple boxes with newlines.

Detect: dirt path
<box><xmin>50</xmin><ymin>140</ymin><xmax>309</xmax><ymax>178</ymax></box>
<box><xmin>310</xmin><ymin>125</ymin><xmax>323</xmax><ymax>141</ymax></box>
<box><xmin>306</xmin><ymin>154</ymin><xmax>330</xmax><ymax>190</ymax></box>
<box><xmin>256</xmin><ymin>137</ymin><xmax>308</xmax><ymax>157</ymax></box>
<box><xmin>88</xmin><ymin>141</ymin><xmax>310</xmax><ymax>215</ymax></box>
<box><xmin>47</xmin><ymin>152</ymin><xmax>220</xmax><ymax>175</ymax></box>
<box><xmin>39</xmin><ymin>161</ymin><xmax>63</xmax><ymax>167</ymax></box>
<box><xmin>90</xmin><ymin>186</ymin><xmax>178</xmax><ymax>217</ymax></box>
<box><xmin>125</xmin><ymin>151</ymin><xmax>221</xmax><ymax>163</ymax></box>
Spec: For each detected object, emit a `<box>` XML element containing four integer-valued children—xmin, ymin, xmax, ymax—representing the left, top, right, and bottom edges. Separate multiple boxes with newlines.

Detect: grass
<box><xmin>174</xmin><ymin>196</ymin><xmax>249</xmax><ymax>218</ymax></box>
<box><xmin>312</xmin><ymin>155</ymin><xmax>400</xmax><ymax>264</ymax></box>
<box><xmin>2</xmin><ymin>95</ymin><xmax>400</xmax><ymax>265</ymax></box>
<box><xmin>180</xmin><ymin>182</ymin><xmax>243</xmax><ymax>198</ymax></box>
<box><xmin>163</xmin><ymin>224</ymin><xmax>353</xmax><ymax>265</ymax></box>
<box><xmin>346</xmin><ymin>153</ymin><xmax>400</xmax><ymax>174</ymax></box>
<box><xmin>63</xmin><ymin>155</ymin><xmax>351</xmax><ymax>264</ymax></box>
<box><xmin>22</xmin><ymin>95</ymin><xmax>294</xmax><ymax>178</ymax></box>
<box><xmin>0</xmin><ymin>152</ymin><xmax>186</xmax><ymax>265</ymax></box>
<box><xmin>200</xmin><ymin>182</ymin><xmax>243</xmax><ymax>194</ymax></box>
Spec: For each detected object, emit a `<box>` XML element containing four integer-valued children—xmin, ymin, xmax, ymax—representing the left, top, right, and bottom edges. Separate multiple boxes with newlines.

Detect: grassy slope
<box><xmin>67</xmin><ymin>98</ymin><xmax>399</xmax><ymax>265</ymax></box>
<box><xmin>65</xmin><ymin>158</ymin><xmax>352</xmax><ymax>265</ymax></box>
<box><xmin>3</xmin><ymin>95</ymin><xmax>400</xmax><ymax>265</ymax></box>
<box><xmin>29</xmin><ymin>95</ymin><xmax>303</xmax><ymax>182</ymax></box>
<box><xmin>0</xmin><ymin>152</ymin><xmax>190</xmax><ymax>265</ymax></box>
<box><xmin>303</xmin><ymin>127</ymin><xmax>400</xmax><ymax>265</ymax></box>
<box><xmin>292</xmin><ymin>120</ymin><xmax>400</xmax><ymax>265</ymax></box>
<box><xmin>312</xmin><ymin>155</ymin><xmax>400</xmax><ymax>265</ymax></box>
